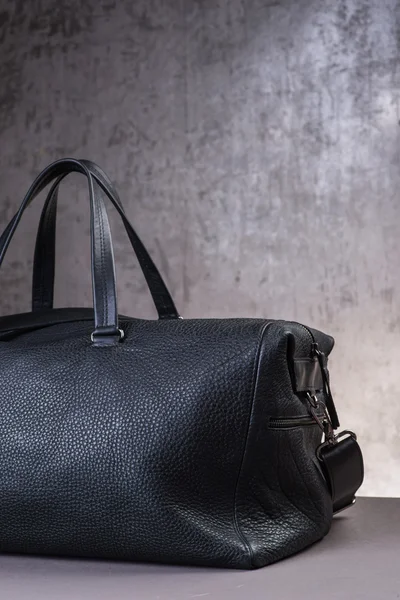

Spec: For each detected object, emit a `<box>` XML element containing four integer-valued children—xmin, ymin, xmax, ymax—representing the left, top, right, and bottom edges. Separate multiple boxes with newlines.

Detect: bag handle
<box><xmin>29</xmin><ymin>159</ymin><xmax>180</xmax><ymax>320</ymax></box>
<box><xmin>0</xmin><ymin>158</ymin><xmax>121</xmax><ymax>346</ymax></box>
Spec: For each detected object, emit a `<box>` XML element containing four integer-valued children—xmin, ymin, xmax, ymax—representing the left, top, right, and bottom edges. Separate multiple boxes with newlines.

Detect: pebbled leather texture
<box><xmin>0</xmin><ymin>313</ymin><xmax>334</xmax><ymax>568</ymax></box>
<box><xmin>0</xmin><ymin>159</ymin><xmax>362</xmax><ymax>569</ymax></box>
<box><xmin>235</xmin><ymin>322</ymin><xmax>334</xmax><ymax>567</ymax></box>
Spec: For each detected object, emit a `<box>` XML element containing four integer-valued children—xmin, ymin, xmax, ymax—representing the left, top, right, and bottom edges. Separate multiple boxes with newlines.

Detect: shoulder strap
<box><xmin>318</xmin><ymin>431</ymin><xmax>364</xmax><ymax>514</ymax></box>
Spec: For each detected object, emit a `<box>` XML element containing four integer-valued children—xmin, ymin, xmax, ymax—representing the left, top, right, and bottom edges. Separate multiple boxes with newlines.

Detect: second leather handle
<box><xmin>31</xmin><ymin>159</ymin><xmax>180</xmax><ymax>320</ymax></box>
<box><xmin>0</xmin><ymin>159</ymin><xmax>121</xmax><ymax>346</ymax></box>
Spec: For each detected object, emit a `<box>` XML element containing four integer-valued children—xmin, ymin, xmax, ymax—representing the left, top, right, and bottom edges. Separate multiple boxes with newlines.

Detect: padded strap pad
<box><xmin>319</xmin><ymin>434</ymin><xmax>364</xmax><ymax>514</ymax></box>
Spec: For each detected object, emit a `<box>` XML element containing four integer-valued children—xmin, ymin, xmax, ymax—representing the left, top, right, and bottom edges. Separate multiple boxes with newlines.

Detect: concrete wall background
<box><xmin>0</xmin><ymin>0</ymin><xmax>399</xmax><ymax>496</ymax></box>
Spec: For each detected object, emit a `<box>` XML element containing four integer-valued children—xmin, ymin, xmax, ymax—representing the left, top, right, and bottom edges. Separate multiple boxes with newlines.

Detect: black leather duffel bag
<box><xmin>0</xmin><ymin>159</ymin><xmax>364</xmax><ymax>569</ymax></box>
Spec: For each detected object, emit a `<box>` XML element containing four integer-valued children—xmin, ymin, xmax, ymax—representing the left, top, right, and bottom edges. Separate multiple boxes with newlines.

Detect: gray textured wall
<box><xmin>0</xmin><ymin>0</ymin><xmax>399</xmax><ymax>496</ymax></box>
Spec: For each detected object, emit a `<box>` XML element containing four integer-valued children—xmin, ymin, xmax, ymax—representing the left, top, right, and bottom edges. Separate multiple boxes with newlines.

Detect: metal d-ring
<box><xmin>335</xmin><ymin>430</ymin><xmax>357</xmax><ymax>442</ymax></box>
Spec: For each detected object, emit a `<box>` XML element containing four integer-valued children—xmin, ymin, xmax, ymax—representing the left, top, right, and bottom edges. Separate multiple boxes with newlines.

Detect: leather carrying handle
<box><xmin>0</xmin><ymin>159</ymin><xmax>121</xmax><ymax>346</ymax></box>
<box><xmin>30</xmin><ymin>159</ymin><xmax>180</xmax><ymax>320</ymax></box>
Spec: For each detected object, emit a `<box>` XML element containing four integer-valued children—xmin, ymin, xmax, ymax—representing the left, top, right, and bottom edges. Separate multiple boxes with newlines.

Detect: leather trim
<box><xmin>293</xmin><ymin>358</ymin><xmax>324</xmax><ymax>392</ymax></box>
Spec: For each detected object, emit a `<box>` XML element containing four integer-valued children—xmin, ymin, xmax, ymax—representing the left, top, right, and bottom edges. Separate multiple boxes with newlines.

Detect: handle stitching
<box><xmin>97</xmin><ymin>185</ymin><xmax>108</xmax><ymax>328</ymax></box>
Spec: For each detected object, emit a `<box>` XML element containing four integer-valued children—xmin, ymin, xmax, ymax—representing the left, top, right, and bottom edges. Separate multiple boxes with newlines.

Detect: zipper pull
<box><xmin>306</xmin><ymin>393</ymin><xmax>335</xmax><ymax>442</ymax></box>
<box><xmin>312</xmin><ymin>343</ymin><xmax>340</xmax><ymax>430</ymax></box>
<box><xmin>306</xmin><ymin>393</ymin><xmax>324</xmax><ymax>433</ymax></box>
<box><xmin>322</xmin><ymin>416</ymin><xmax>335</xmax><ymax>443</ymax></box>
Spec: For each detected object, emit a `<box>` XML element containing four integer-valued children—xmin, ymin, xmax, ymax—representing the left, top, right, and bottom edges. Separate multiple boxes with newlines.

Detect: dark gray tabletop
<box><xmin>1</xmin><ymin>497</ymin><xmax>399</xmax><ymax>599</ymax></box>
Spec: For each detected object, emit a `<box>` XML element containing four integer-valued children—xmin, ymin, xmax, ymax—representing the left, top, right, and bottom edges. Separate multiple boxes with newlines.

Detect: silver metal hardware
<box><xmin>335</xmin><ymin>430</ymin><xmax>357</xmax><ymax>442</ymax></box>
<box><xmin>306</xmin><ymin>393</ymin><xmax>334</xmax><ymax>438</ymax></box>
<box><xmin>90</xmin><ymin>328</ymin><xmax>125</xmax><ymax>343</ymax></box>
<box><xmin>306</xmin><ymin>392</ymin><xmax>319</xmax><ymax>409</ymax></box>
<box><xmin>333</xmin><ymin>497</ymin><xmax>357</xmax><ymax>515</ymax></box>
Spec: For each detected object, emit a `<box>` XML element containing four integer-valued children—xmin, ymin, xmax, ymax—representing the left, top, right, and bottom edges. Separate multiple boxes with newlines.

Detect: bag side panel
<box><xmin>235</xmin><ymin>322</ymin><xmax>333</xmax><ymax>568</ymax></box>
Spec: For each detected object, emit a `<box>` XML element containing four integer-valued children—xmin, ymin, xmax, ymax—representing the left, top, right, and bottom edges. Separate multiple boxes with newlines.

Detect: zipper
<box><xmin>283</xmin><ymin>320</ymin><xmax>316</xmax><ymax>350</ymax></box>
<box><xmin>269</xmin><ymin>412</ymin><xmax>326</xmax><ymax>430</ymax></box>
